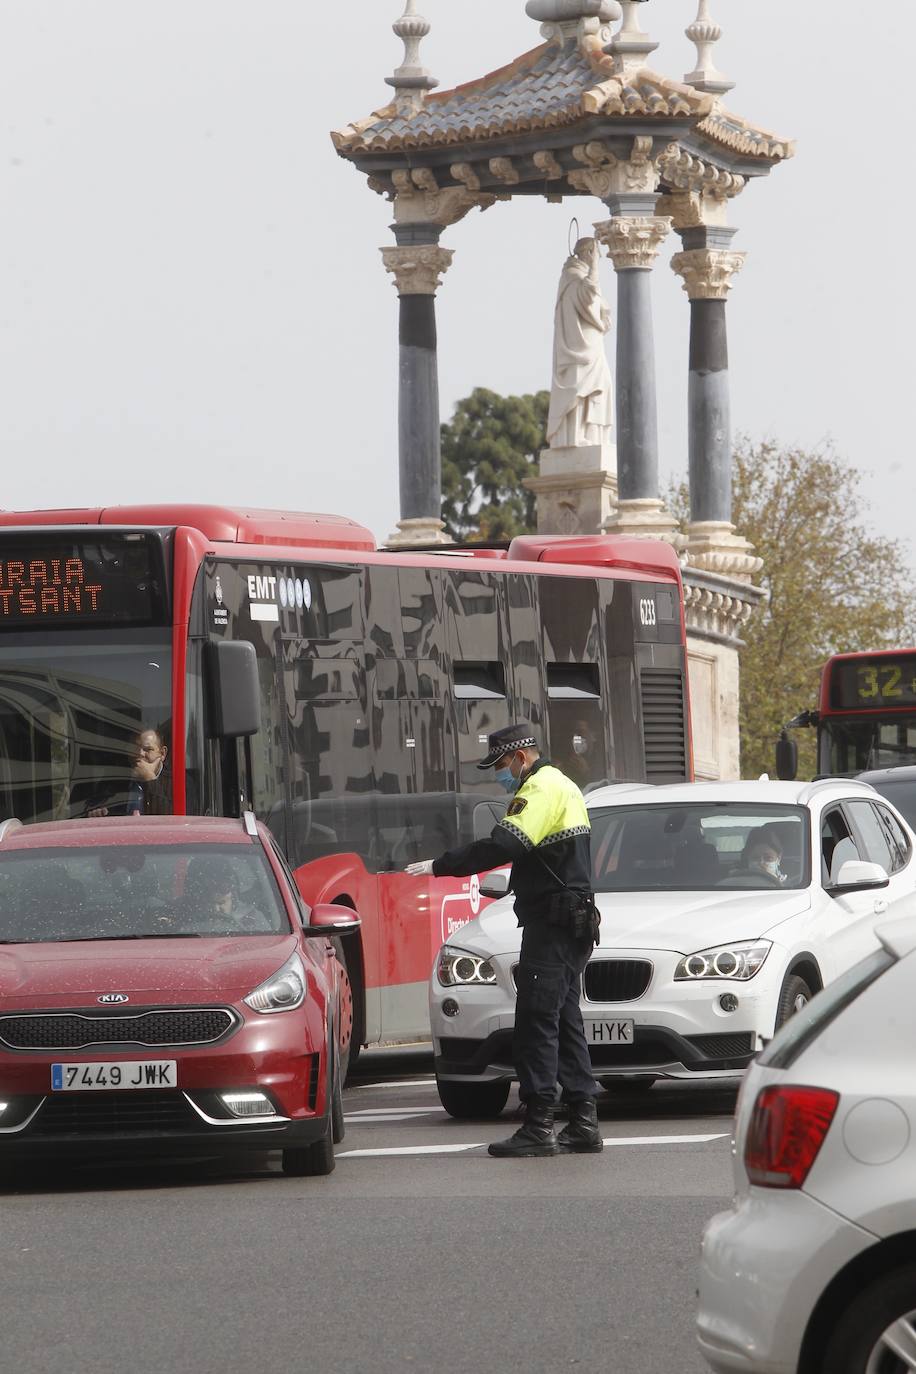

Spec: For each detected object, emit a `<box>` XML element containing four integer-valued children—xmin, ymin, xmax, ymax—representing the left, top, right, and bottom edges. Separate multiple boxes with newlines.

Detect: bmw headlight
<box><xmin>437</xmin><ymin>945</ymin><xmax>497</xmax><ymax>987</ymax></box>
<box><xmin>673</xmin><ymin>941</ymin><xmax>771</xmax><ymax>982</ymax></box>
<box><xmin>244</xmin><ymin>952</ymin><xmax>306</xmax><ymax>1013</ymax></box>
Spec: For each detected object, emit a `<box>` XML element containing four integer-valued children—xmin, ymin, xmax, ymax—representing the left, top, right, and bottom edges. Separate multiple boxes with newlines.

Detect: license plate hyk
<box><xmin>585</xmin><ymin>1020</ymin><xmax>634</xmax><ymax>1045</ymax></box>
<box><xmin>50</xmin><ymin>1061</ymin><xmax>179</xmax><ymax>1091</ymax></box>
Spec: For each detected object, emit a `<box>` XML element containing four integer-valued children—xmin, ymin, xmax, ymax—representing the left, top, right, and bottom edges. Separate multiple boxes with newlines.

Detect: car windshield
<box><xmin>589</xmin><ymin>803</ymin><xmax>810</xmax><ymax>892</ymax></box>
<box><xmin>0</xmin><ymin>845</ymin><xmax>292</xmax><ymax>943</ymax></box>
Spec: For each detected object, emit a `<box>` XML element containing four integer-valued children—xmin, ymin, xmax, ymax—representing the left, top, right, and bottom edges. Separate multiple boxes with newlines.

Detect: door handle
<box><xmin>874</xmin><ymin>899</ymin><xmax>889</xmax><ymax>915</ymax></box>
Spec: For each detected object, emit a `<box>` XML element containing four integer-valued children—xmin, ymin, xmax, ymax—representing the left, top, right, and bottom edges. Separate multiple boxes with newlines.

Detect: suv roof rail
<box><xmin>798</xmin><ymin>777</ymin><xmax>876</xmax><ymax>805</ymax></box>
<box><xmin>242</xmin><ymin>811</ymin><xmax>259</xmax><ymax>838</ymax></box>
<box><xmin>0</xmin><ymin>818</ymin><xmax>23</xmax><ymax>842</ymax></box>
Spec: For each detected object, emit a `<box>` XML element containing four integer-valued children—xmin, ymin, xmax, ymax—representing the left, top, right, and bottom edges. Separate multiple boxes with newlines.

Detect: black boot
<box><xmin>557</xmin><ymin>1099</ymin><xmax>603</xmax><ymax>1154</ymax></box>
<box><xmin>488</xmin><ymin>1098</ymin><xmax>558</xmax><ymax>1158</ymax></box>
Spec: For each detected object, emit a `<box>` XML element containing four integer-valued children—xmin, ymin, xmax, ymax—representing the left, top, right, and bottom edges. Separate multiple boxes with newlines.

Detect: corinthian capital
<box><xmin>381</xmin><ymin>244</ymin><xmax>454</xmax><ymax>296</ymax></box>
<box><xmin>671</xmin><ymin>248</ymin><xmax>746</xmax><ymax>300</ymax></box>
<box><xmin>595</xmin><ymin>216</ymin><xmax>671</xmax><ymax>271</ymax></box>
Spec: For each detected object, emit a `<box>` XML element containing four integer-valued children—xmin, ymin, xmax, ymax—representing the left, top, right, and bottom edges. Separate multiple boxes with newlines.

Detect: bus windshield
<box><xmin>0</xmin><ymin>631</ymin><xmax>172</xmax><ymax>825</ymax></box>
<box><xmin>821</xmin><ymin>716</ymin><xmax>916</xmax><ymax>775</ymax></box>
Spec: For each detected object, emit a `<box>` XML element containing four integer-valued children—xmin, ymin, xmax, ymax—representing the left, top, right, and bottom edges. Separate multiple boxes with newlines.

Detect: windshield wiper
<box><xmin>53</xmin><ymin>932</ymin><xmax>206</xmax><ymax>943</ymax></box>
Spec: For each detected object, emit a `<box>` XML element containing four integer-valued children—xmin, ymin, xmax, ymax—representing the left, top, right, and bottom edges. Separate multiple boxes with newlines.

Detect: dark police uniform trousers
<box><xmin>433</xmin><ymin>758</ymin><xmax>601</xmax><ymax>1105</ymax></box>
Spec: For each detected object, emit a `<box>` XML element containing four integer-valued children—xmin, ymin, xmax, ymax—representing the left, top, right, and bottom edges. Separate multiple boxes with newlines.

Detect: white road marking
<box><xmin>345</xmin><ymin>1106</ymin><xmax>447</xmax><ymax>1117</ymax></box>
<box><xmin>357</xmin><ymin>1079</ymin><xmax>437</xmax><ymax>1090</ymax></box>
<box><xmin>337</xmin><ymin>1132</ymin><xmax>728</xmax><ymax>1159</ymax></box>
<box><xmin>343</xmin><ymin>1113</ymin><xmax>441</xmax><ymax>1124</ymax></box>
<box><xmin>338</xmin><ymin>1143</ymin><xmax>485</xmax><ymax>1158</ymax></box>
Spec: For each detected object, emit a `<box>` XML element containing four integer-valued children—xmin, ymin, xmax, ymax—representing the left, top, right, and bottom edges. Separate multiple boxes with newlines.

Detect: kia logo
<box><xmin>97</xmin><ymin>993</ymin><xmax>129</xmax><ymax>1005</ymax></box>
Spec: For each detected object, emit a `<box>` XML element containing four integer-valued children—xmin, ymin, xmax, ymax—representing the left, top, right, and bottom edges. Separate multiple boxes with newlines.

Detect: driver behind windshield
<box><xmin>740</xmin><ymin>829</ymin><xmax>786</xmax><ymax>885</ymax></box>
<box><xmin>181</xmin><ymin>860</ymin><xmax>270</xmax><ymax>933</ymax></box>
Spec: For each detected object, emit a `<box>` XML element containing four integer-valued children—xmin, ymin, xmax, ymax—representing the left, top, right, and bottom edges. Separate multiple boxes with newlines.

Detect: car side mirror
<box><xmin>304</xmin><ymin>901</ymin><xmax>362</xmax><ymax>934</ymax></box>
<box><xmin>205</xmin><ymin>640</ymin><xmax>262</xmax><ymax>739</ymax></box>
<box><xmin>775</xmin><ymin>730</ymin><xmax>798</xmax><ymax>782</ymax></box>
<box><xmin>830</xmin><ymin>860</ymin><xmax>890</xmax><ymax>894</ymax></box>
<box><xmin>479</xmin><ymin>871</ymin><xmax>510</xmax><ymax>899</ymax></box>
<box><xmin>303</xmin><ymin>902</ymin><xmax>362</xmax><ymax>935</ymax></box>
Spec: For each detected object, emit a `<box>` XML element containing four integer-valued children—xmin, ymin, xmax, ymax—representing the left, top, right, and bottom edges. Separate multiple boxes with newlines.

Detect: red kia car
<box><xmin>0</xmin><ymin>813</ymin><xmax>358</xmax><ymax>1177</ymax></box>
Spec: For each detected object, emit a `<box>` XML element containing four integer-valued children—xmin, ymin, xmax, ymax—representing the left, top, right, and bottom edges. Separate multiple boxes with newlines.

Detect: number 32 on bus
<box><xmin>0</xmin><ymin>506</ymin><xmax>692</xmax><ymax>1072</ymax></box>
<box><xmin>777</xmin><ymin>649</ymin><xmax>916</xmax><ymax>779</ymax></box>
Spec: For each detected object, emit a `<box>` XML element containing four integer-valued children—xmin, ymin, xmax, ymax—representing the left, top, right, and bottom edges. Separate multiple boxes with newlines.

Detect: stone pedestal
<box><xmin>523</xmin><ymin>445</ymin><xmax>618</xmax><ymax>536</ymax></box>
<box><xmin>683</xmin><ymin>566</ymin><xmax>764</xmax><ymax>781</ymax></box>
<box><xmin>604</xmin><ymin>497</ymin><xmax>684</xmax><ymax>545</ymax></box>
<box><xmin>385</xmin><ymin>516</ymin><xmax>451</xmax><ymax>548</ymax></box>
<box><xmin>686</xmin><ymin>520</ymin><xmax>762</xmax><ymax>582</ymax></box>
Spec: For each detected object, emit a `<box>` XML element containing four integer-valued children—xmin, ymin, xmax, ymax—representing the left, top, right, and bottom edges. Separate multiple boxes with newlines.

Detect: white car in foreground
<box><xmin>429</xmin><ymin>779</ymin><xmax>915</xmax><ymax>1118</ymax></box>
<box><xmin>697</xmin><ymin>912</ymin><xmax>916</xmax><ymax>1373</ymax></box>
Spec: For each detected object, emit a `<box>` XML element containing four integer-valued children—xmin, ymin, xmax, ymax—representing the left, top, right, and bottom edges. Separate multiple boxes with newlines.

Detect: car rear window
<box><xmin>759</xmin><ymin>947</ymin><xmax>896</xmax><ymax>1070</ymax></box>
<box><xmin>0</xmin><ymin>844</ymin><xmax>291</xmax><ymax>943</ymax></box>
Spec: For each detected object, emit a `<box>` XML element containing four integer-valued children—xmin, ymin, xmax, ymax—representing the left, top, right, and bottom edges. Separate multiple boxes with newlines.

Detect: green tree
<box><xmin>441</xmin><ymin>387</ymin><xmax>549</xmax><ymax>541</ymax></box>
<box><xmin>675</xmin><ymin>440</ymin><xmax>916</xmax><ymax>779</ymax></box>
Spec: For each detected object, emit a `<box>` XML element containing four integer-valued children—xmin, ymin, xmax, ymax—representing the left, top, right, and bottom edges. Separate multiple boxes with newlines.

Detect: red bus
<box><xmin>0</xmin><ymin>506</ymin><xmax>691</xmax><ymax>1069</ymax></box>
<box><xmin>779</xmin><ymin>649</ymin><xmax>916</xmax><ymax>777</ymax></box>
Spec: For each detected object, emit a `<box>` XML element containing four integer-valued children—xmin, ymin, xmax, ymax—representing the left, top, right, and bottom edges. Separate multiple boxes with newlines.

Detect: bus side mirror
<box><xmin>206</xmin><ymin>640</ymin><xmax>262</xmax><ymax>739</ymax></box>
<box><xmin>775</xmin><ymin>730</ymin><xmax>798</xmax><ymax>782</ymax></box>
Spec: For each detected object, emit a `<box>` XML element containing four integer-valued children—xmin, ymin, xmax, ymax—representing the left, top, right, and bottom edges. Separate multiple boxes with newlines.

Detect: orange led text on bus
<box><xmin>0</xmin><ymin>558</ymin><xmax>104</xmax><ymax>616</ymax></box>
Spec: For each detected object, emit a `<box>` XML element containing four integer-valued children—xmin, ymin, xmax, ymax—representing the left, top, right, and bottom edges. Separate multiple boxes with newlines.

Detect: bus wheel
<box><xmin>333</xmin><ymin>935</ymin><xmax>364</xmax><ymax>1084</ymax></box>
<box><xmin>437</xmin><ymin>1077</ymin><xmax>511</xmax><ymax>1120</ymax></box>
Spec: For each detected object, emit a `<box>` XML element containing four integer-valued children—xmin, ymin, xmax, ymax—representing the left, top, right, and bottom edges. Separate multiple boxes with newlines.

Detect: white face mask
<box><xmin>759</xmin><ymin>858</ymin><xmax>782</xmax><ymax>879</ymax></box>
<box><xmin>572</xmin><ymin>735</ymin><xmax>588</xmax><ymax>757</ymax></box>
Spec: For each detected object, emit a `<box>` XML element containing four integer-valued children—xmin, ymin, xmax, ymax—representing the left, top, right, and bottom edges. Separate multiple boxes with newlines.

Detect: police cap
<box><xmin>477</xmin><ymin>724</ymin><xmax>539</xmax><ymax>770</ymax></box>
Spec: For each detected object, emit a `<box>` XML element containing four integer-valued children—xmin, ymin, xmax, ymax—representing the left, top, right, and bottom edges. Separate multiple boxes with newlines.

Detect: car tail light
<box><xmin>745</xmin><ymin>1085</ymin><xmax>839</xmax><ymax>1188</ymax></box>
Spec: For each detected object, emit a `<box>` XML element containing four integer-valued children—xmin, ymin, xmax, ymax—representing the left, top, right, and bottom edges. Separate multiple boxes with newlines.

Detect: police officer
<box><xmin>406</xmin><ymin>724</ymin><xmax>602</xmax><ymax>1158</ymax></box>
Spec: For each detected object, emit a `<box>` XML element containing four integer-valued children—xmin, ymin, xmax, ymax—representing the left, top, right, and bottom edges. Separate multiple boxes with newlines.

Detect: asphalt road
<box><xmin>2</xmin><ymin>1049</ymin><xmax>737</xmax><ymax>1374</ymax></box>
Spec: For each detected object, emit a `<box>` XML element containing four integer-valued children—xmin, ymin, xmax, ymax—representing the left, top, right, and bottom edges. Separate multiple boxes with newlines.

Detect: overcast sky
<box><xmin>0</xmin><ymin>0</ymin><xmax>908</xmax><ymax>557</ymax></box>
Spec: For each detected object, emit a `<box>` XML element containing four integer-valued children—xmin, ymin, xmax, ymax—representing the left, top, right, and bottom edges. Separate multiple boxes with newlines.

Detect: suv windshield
<box><xmin>0</xmin><ymin>845</ymin><xmax>291</xmax><ymax>943</ymax></box>
<box><xmin>590</xmin><ymin>803</ymin><xmax>810</xmax><ymax>892</ymax></box>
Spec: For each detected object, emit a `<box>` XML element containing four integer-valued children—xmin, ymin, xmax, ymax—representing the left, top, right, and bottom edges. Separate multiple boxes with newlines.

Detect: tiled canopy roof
<box><xmin>332</xmin><ymin>33</ymin><xmax>793</xmax><ymax>165</ymax></box>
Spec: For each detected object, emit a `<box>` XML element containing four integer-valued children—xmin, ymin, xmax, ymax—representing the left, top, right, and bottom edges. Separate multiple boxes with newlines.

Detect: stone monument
<box><xmin>526</xmin><ymin>236</ymin><xmax>618</xmax><ymax>536</ymax></box>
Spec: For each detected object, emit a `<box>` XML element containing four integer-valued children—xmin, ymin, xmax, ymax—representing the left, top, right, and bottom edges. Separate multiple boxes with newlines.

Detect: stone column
<box><xmin>670</xmin><ymin>239</ymin><xmax>760</xmax><ymax>577</ymax></box>
<box><xmin>381</xmin><ymin>227</ymin><xmax>453</xmax><ymax>546</ymax></box>
<box><xmin>596</xmin><ymin>207</ymin><xmax>677</xmax><ymax>539</ymax></box>
<box><xmin>573</xmin><ymin>137</ymin><xmax>680</xmax><ymax>543</ymax></box>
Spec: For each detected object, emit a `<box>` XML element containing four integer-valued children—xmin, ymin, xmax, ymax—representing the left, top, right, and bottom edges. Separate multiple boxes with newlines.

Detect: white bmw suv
<box><xmin>429</xmin><ymin>779</ymin><xmax>915</xmax><ymax>1118</ymax></box>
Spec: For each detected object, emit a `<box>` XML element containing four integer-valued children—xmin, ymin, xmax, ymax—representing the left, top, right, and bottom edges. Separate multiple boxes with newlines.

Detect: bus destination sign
<box><xmin>830</xmin><ymin>653</ymin><xmax>916</xmax><ymax>710</ymax></box>
<box><xmin>0</xmin><ymin>533</ymin><xmax>165</xmax><ymax>628</ymax></box>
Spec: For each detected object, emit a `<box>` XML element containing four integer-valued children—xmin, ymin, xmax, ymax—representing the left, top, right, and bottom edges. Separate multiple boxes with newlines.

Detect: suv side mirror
<box><xmin>775</xmin><ymin>730</ymin><xmax>798</xmax><ymax>782</ymax></box>
<box><xmin>206</xmin><ymin>640</ymin><xmax>262</xmax><ymax>738</ymax></box>
<box><xmin>304</xmin><ymin>903</ymin><xmax>362</xmax><ymax>935</ymax></box>
<box><xmin>479</xmin><ymin>871</ymin><xmax>510</xmax><ymax>899</ymax></box>
<box><xmin>830</xmin><ymin>860</ymin><xmax>889</xmax><ymax>893</ymax></box>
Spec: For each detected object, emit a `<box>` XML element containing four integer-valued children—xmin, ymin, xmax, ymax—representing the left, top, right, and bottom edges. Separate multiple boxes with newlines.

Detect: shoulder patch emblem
<box><xmin>507</xmin><ymin>798</ymin><xmax>528</xmax><ymax>817</ymax></box>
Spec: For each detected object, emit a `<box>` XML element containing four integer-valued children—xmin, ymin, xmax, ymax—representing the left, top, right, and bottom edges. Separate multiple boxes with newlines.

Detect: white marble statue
<box><xmin>546</xmin><ymin>237</ymin><xmax>614</xmax><ymax>451</ymax></box>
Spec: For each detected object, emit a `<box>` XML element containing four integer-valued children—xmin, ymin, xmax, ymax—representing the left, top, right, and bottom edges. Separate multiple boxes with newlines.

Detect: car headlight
<box><xmin>437</xmin><ymin>945</ymin><xmax>497</xmax><ymax>987</ymax></box>
<box><xmin>244</xmin><ymin>952</ymin><xmax>306</xmax><ymax>1013</ymax></box>
<box><xmin>673</xmin><ymin>941</ymin><xmax>771</xmax><ymax>982</ymax></box>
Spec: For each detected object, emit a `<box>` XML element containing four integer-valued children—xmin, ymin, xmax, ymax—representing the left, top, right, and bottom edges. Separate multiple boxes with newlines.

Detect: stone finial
<box><xmin>684</xmin><ymin>0</ymin><xmax>735</xmax><ymax>96</ymax></box>
<box><xmin>385</xmin><ymin>0</ymin><xmax>438</xmax><ymax>116</ymax></box>
<box><xmin>610</xmin><ymin>1</ymin><xmax>658</xmax><ymax>72</ymax></box>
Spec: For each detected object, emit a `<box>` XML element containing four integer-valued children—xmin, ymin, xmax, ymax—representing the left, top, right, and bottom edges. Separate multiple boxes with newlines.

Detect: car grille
<box><xmin>34</xmin><ymin>1092</ymin><xmax>198</xmax><ymax>1136</ymax></box>
<box><xmin>583</xmin><ymin>960</ymin><xmax>652</xmax><ymax>1003</ymax></box>
<box><xmin>0</xmin><ymin>1008</ymin><xmax>236</xmax><ymax>1051</ymax></box>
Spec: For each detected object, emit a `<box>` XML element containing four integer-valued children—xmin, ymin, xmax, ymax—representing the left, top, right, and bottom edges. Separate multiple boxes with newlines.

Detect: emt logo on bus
<box><xmin>0</xmin><ymin>558</ymin><xmax>103</xmax><ymax>619</ymax></box>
